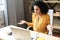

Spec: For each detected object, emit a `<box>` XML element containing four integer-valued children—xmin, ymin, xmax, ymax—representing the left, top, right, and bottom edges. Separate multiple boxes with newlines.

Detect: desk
<box><xmin>0</xmin><ymin>25</ymin><xmax>60</xmax><ymax>40</ymax></box>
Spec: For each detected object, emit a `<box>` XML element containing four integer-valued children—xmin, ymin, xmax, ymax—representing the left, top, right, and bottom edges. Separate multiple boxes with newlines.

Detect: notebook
<box><xmin>10</xmin><ymin>27</ymin><xmax>32</xmax><ymax>40</ymax></box>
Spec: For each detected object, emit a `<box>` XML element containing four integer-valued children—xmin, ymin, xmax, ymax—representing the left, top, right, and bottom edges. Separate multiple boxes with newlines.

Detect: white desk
<box><xmin>0</xmin><ymin>25</ymin><xmax>60</xmax><ymax>40</ymax></box>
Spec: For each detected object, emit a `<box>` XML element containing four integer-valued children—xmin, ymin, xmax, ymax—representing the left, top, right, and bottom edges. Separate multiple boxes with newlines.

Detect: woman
<box><xmin>19</xmin><ymin>1</ymin><xmax>50</xmax><ymax>34</ymax></box>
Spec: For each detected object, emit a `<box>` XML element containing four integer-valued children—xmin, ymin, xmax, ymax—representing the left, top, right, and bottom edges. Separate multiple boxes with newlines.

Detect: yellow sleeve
<box><xmin>26</xmin><ymin>22</ymin><xmax>33</xmax><ymax>27</ymax></box>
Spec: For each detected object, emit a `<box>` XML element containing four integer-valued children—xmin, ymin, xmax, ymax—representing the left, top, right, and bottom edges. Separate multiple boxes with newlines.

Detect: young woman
<box><xmin>19</xmin><ymin>1</ymin><xmax>50</xmax><ymax>34</ymax></box>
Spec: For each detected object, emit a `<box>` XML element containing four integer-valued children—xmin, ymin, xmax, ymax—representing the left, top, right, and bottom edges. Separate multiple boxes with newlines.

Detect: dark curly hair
<box><xmin>31</xmin><ymin>1</ymin><xmax>49</xmax><ymax>14</ymax></box>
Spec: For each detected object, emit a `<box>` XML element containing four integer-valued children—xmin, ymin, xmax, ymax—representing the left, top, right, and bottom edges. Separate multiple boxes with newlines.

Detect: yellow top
<box><xmin>27</xmin><ymin>13</ymin><xmax>50</xmax><ymax>34</ymax></box>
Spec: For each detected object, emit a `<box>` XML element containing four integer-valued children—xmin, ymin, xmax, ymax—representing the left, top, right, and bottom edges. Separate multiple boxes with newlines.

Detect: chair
<box><xmin>47</xmin><ymin>9</ymin><xmax>54</xmax><ymax>35</ymax></box>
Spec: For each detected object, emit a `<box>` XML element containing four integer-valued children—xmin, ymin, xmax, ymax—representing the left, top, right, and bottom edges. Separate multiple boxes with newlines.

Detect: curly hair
<box><xmin>31</xmin><ymin>1</ymin><xmax>49</xmax><ymax>14</ymax></box>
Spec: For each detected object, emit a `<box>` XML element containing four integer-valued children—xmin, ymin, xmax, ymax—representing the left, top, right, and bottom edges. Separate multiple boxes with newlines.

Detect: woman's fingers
<box><xmin>47</xmin><ymin>25</ymin><xmax>52</xmax><ymax>30</ymax></box>
<box><xmin>18</xmin><ymin>20</ymin><xmax>26</xmax><ymax>24</ymax></box>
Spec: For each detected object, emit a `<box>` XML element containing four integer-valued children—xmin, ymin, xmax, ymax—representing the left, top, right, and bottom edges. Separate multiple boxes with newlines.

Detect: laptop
<box><xmin>10</xmin><ymin>27</ymin><xmax>32</xmax><ymax>40</ymax></box>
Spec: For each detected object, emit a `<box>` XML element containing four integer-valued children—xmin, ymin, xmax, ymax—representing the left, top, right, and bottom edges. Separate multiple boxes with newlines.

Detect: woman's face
<box><xmin>34</xmin><ymin>5</ymin><xmax>41</xmax><ymax>14</ymax></box>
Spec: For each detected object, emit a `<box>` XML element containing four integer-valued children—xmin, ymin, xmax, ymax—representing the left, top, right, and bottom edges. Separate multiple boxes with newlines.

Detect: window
<box><xmin>0</xmin><ymin>0</ymin><xmax>4</xmax><ymax>5</ymax></box>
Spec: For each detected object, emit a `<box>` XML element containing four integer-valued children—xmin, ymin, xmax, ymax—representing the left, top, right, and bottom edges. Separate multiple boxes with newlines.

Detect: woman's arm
<box><xmin>25</xmin><ymin>21</ymin><xmax>33</xmax><ymax>27</ymax></box>
<box><xmin>18</xmin><ymin>20</ymin><xmax>33</xmax><ymax>27</ymax></box>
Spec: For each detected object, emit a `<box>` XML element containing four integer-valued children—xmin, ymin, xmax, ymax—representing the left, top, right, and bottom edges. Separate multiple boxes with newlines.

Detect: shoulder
<box><xmin>47</xmin><ymin>14</ymin><xmax>50</xmax><ymax>19</ymax></box>
<box><xmin>44</xmin><ymin>14</ymin><xmax>50</xmax><ymax>18</ymax></box>
<box><xmin>46</xmin><ymin>14</ymin><xmax>50</xmax><ymax>21</ymax></box>
<box><xmin>43</xmin><ymin>14</ymin><xmax>50</xmax><ymax>21</ymax></box>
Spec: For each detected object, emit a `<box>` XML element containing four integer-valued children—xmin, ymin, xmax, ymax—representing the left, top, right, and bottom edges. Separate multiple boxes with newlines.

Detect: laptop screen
<box><xmin>10</xmin><ymin>27</ymin><xmax>31</xmax><ymax>40</ymax></box>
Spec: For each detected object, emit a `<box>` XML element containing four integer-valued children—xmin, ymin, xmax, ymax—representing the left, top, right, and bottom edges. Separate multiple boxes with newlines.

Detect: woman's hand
<box><xmin>18</xmin><ymin>20</ymin><xmax>26</xmax><ymax>24</ymax></box>
<box><xmin>47</xmin><ymin>25</ymin><xmax>52</xmax><ymax>35</ymax></box>
<box><xmin>47</xmin><ymin>25</ymin><xmax>52</xmax><ymax>31</ymax></box>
